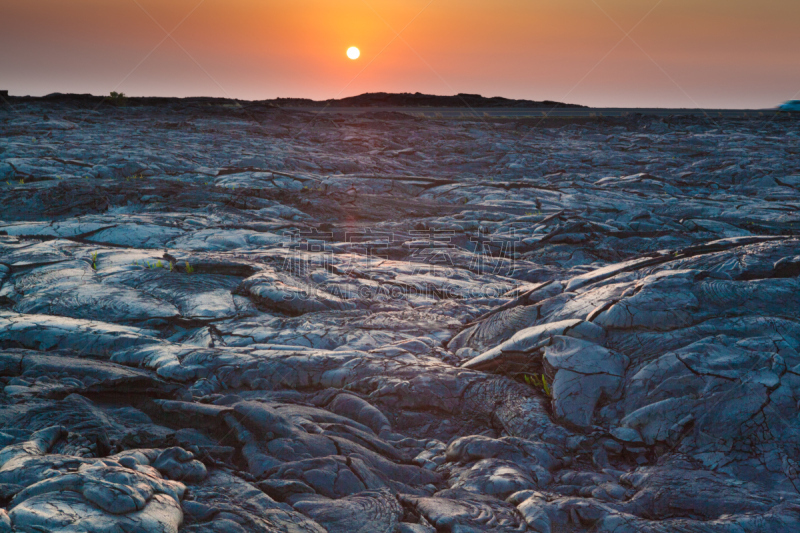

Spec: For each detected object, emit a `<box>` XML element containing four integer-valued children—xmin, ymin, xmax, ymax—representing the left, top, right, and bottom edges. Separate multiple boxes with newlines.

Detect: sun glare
<box><xmin>347</xmin><ymin>46</ymin><xmax>360</xmax><ymax>60</ymax></box>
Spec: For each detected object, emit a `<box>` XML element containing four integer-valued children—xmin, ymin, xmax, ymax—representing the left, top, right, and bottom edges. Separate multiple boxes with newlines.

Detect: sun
<box><xmin>347</xmin><ymin>47</ymin><xmax>360</xmax><ymax>60</ymax></box>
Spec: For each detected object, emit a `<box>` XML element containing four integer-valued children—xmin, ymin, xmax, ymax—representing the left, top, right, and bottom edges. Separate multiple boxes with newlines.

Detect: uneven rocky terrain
<box><xmin>0</xmin><ymin>96</ymin><xmax>799</xmax><ymax>532</ymax></box>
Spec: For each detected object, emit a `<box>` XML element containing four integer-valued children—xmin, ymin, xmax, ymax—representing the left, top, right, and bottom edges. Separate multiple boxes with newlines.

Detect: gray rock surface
<box><xmin>0</xmin><ymin>98</ymin><xmax>799</xmax><ymax>531</ymax></box>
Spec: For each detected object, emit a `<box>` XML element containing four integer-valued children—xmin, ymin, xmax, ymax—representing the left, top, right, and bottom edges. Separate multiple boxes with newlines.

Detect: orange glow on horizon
<box><xmin>1</xmin><ymin>0</ymin><xmax>799</xmax><ymax>108</ymax></box>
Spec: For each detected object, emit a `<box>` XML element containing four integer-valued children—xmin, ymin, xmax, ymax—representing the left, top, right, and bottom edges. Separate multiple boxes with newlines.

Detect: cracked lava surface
<box><xmin>0</xmin><ymin>97</ymin><xmax>799</xmax><ymax>532</ymax></box>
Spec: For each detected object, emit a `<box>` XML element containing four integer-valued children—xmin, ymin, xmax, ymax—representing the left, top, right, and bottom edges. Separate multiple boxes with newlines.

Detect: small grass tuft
<box><xmin>91</xmin><ymin>252</ymin><xmax>98</xmax><ymax>270</ymax></box>
<box><xmin>523</xmin><ymin>374</ymin><xmax>551</xmax><ymax>397</ymax></box>
<box><xmin>185</xmin><ymin>261</ymin><xmax>194</xmax><ymax>274</ymax></box>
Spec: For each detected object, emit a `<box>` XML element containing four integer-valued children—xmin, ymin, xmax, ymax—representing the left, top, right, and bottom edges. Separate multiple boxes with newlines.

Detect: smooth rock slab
<box><xmin>543</xmin><ymin>336</ymin><xmax>629</xmax><ymax>428</ymax></box>
<box><xmin>462</xmin><ymin>319</ymin><xmax>605</xmax><ymax>372</ymax></box>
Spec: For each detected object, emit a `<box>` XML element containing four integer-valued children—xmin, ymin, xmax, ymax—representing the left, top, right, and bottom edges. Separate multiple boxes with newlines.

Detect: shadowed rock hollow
<box><xmin>0</xmin><ymin>96</ymin><xmax>799</xmax><ymax>532</ymax></box>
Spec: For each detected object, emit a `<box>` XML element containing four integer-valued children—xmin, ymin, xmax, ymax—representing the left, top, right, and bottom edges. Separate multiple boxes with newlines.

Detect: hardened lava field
<box><xmin>0</xmin><ymin>97</ymin><xmax>799</xmax><ymax>532</ymax></box>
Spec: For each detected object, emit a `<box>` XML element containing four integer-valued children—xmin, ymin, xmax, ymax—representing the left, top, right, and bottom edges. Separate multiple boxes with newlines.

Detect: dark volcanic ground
<box><xmin>0</xmin><ymin>97</ymin><xmax>799</xmax><ymax>532</ymax></box>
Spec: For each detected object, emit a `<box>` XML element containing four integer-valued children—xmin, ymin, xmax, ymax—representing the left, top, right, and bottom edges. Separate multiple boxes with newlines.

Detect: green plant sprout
<box><xmin>91</xmin><ymin>252</ymin><xmax>98</xmax><ymax>270</ymax></box>
<box><xmin>185</xmin><ymin>262</ymin><xmax>194</xmax><ymax>274</ymax></box>
<box><xmin>155</xmin><ymin>260</ymin><xmax>163</xmax><ymax>269</ymax></box>
<box><xmin>523</xmin><ymin>374</ymin><xmax>551</xmax><ymax>397</ymax></box>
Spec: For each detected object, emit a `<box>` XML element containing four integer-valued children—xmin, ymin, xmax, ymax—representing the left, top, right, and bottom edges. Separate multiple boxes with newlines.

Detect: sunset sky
<box><xmin>2</xmin><ymin>0</ymin><xmax>799</xmax><ymax>108</ymax></box>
